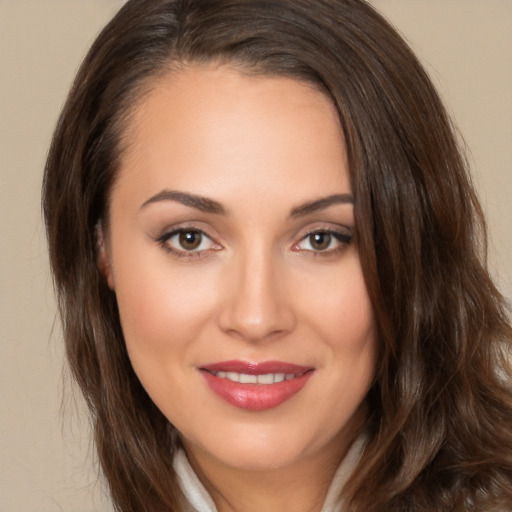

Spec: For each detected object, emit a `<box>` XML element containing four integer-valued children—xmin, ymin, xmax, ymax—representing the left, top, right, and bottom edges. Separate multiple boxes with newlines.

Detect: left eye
<box><xmin>296</xmin><ymin>230</ymin><xmax>351</xmax><ymax>252</ymax></box>
<box><xmin>160</xmin><ymin>229</ymin><xmax>215</xmax><ymax>252</ymax></box>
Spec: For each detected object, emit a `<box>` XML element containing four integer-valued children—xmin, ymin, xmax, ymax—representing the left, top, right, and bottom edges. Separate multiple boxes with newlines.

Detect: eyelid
<box><xmin>292</xmin><ymin>225</ymin><xmax>353</xmax><ymax>253</ymax></box>
<box><xmin>155</xmin><ymin>223</ymin><xmax>223</xmax><ymax>259</ymax></box>
<box><xmin>152</xmin><ymin>221</ymin><xmax>352</xmax><ymax>259</ymax></box>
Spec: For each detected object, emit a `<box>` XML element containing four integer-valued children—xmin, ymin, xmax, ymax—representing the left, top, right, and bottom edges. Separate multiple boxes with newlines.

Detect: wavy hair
<box><xmin>43</xmin><ymin>0</ymin><xmax>512</xmax><ymax>510</ymax></box>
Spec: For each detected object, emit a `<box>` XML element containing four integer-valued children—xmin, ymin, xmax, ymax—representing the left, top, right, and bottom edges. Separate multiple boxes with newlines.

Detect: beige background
<box><xmin>1</xmin><ymin>1</ymin><xmax>510</xmax><ymax>511</ymax></box>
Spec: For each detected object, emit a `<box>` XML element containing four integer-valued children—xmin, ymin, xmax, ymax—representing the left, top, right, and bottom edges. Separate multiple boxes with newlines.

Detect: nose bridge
<box><xmin>219</xmin><ymin>240</ymin><xmax>294</xmax><ymax>342</ymax></box>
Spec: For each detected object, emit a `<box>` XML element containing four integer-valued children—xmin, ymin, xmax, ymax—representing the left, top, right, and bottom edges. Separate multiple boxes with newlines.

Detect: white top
<box><xmin>173</xmin><ymin>436</ymin><xmax>366</xmax><ymax>512</ymax></box>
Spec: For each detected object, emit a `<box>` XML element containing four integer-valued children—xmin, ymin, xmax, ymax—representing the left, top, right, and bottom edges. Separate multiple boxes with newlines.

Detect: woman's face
<box><xmin>102</xmin><ymin>65</ymin><xmax>376</xmax><ymax>471</ymax></box>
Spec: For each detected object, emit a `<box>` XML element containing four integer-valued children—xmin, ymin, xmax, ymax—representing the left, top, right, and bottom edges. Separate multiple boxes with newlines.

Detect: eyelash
<box><xmin>155</xmin><ymin>226</ymin><xmax>352</xmax><ymax>260</ymax></box>
<box><xmin>294</xmin><ymin>228</ymin><xmax>352</xmax><ymax>256</ymax></box>
<box><xmin>156</xmin><ymin>227</ymin><xmax>219</xmax><ymax>260</ymax></box>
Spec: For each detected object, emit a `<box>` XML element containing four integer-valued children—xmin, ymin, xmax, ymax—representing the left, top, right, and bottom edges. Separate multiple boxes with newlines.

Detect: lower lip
<box><xmin>201</xmin><ymin>370</ymin><xmax>314</xmax><ymax>411</ymax></box>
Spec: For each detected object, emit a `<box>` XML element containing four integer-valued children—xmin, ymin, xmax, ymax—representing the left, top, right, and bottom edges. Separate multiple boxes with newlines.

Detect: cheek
<box><xmin>318</xmin><ymin>267</ymin><xmax>376</xmax><ymax>416</ymax></box>
<box><xmin>333</xmin><ymin>284</ymin><xmax>375</xmax><ymax>352</ymax></box>
<box><xmin>298</xmin><ymin>254</ymin><xmax>377</xmax><ymax>406</ymax></box>
<box><xmin>328</xmin><ymin>270</ymin><xmax>376</xmax><ymax>378</ymax></box>
<box><xmin>299</xmin><ymin>255</ymin><xmax>375</xmax><ymax>351</ymax></box>
<box><xmin>111</xmin><ymin>248</ymin><xmax>219</xmax><ymax>363</ymax></box>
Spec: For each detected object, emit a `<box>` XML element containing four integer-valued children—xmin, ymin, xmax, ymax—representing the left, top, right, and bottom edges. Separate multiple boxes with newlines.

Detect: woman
<box><xmin>42</xmin><ymin>0</ymin><xmax>512</xmax><ymax>510</ymax></box>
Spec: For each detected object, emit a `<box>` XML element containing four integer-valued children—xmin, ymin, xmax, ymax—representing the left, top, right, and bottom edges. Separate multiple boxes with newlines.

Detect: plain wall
<box><xmin>1</xmin><ymin>1</ymin><xmax>510</xmax><ymax>511</ymax></box>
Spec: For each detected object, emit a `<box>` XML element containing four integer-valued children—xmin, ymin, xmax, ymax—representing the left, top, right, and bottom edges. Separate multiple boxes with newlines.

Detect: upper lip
<box><xmin>200</xmin><ymin>360</ymin><xmax>313</xmax><ymax>375</ymax></box>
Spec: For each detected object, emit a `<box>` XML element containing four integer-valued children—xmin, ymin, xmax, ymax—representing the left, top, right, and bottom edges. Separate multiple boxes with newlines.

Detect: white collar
<box><xmin>174</xmin><ymin>449</ymin><xmax>218</xmax><ymax>512</ymax></box>
<box><xmin>173</xmin><ymin>436</ymin><xmax>365</xmax><ymax>512</ymax></box>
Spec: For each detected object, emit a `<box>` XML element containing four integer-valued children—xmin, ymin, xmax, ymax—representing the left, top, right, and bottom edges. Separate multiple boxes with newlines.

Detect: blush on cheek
<box><xmin>117</xmin><ymin>266</ymin><xmax>220</xmax><ymax>354</ymax></box>
<box><xmin>308</xmin><ymin>281</ymin><xmax>374</xmax><ymax>350</ymax></box>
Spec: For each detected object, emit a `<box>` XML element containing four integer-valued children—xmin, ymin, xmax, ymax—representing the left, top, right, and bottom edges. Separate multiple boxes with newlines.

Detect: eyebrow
<box><xmin>290</xmin><ymin>193</ymin><xmax>353</xmax><ymax>218</ymax></box>
<box><xmin>140</xmin><ymin>190</ymin><xmax>226</xmax><ymax>214</ymax></box>
<box><xmin>140</xmin><ymin>189</ymin><xmax>353</xmax><ymax>217</ymax></box>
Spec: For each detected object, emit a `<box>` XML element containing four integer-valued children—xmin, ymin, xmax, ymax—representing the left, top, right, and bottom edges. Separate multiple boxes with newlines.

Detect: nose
<box><xmin>217</xmin><ymin>247</ymin><xmax>296</xmax><ymax>343</ymax></box>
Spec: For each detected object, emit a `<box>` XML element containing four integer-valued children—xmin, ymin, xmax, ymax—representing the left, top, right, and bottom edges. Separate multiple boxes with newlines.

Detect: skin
<box><xmin>100</xmin><ymin>65</ymin><xmax>376</xmax><ymax>512</ymax></box>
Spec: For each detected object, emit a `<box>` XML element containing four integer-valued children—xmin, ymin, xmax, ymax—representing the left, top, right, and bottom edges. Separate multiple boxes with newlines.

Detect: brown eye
<box><xmin>294</xmin><ymin>228</ymin><xmax>352</xmax><ymax>254</ymax></box>
<box><xmin>157</xmin><ymin>227</ymin><xmax>219</xmax><ymax>257</ymax></box>
<box><xmin>179</xmin><ymin>230</ymin><xmax>202</xmax><ymax>250</ymax></box>
<box><xmin>309</xmin><ymin>232</ymin><xmax>331</xmax><ymax>251</ymax></box>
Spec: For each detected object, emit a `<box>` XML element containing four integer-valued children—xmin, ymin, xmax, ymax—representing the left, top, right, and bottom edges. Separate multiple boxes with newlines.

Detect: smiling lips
<box><xmin>200</xmin><ymin>361</ymin><xmax>314</xmax><ymax>411</ymax></box>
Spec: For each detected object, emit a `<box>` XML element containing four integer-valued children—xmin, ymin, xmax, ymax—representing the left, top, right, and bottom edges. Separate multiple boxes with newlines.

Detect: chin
<box><xmin>183</xmin><ymin>420</ymin><xmax>342</xmax><ymax>473</ymax></box>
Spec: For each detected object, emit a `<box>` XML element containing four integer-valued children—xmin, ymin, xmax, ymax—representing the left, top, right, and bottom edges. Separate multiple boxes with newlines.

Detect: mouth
<box><xmin>208</xmin><ymin>371</ymin><xmax>298</xmax><ymax>384</ymax></box>
<box><xmin>199</xmin><ymin>360</ymin><xmax>314</xmax><ymax>411</ymax></box>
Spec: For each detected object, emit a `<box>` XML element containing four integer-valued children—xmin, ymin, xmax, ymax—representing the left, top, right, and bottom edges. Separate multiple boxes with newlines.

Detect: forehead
<box><xmin>115</xmin><ymin>64</ymin><xmax>350</xmax><ymax>205</ymax></box>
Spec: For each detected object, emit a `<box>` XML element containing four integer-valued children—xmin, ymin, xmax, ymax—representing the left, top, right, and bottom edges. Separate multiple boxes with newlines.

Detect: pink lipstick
<box><xmin>199</xmin><ymin>360</ymin><xmax>314</xmax><ymax>411</ymax></box>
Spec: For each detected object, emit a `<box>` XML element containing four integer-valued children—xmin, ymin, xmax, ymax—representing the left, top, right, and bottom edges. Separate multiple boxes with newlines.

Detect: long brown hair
<box><xmin>43</xmin><ymin>1</ymin><xmax>512</xmax><ymax>510</ymax></box>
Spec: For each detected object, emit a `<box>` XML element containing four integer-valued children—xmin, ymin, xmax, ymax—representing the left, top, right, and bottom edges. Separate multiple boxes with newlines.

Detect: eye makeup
<box><xmin>153</xmin><ymin>222</ymin><xmax>353</xmax><ymax>262</ymax></box>
<box><xmin>155</xmin><ymin>226</ymin><xmax>222</xmax><ymax>260</ymax></box>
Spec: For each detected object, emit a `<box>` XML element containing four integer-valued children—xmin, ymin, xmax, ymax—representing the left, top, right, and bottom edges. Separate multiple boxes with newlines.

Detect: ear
<box><xmin>95</xmin><ymin>221</ymin><xmax>115</xmax><ymax>290</ymax></box>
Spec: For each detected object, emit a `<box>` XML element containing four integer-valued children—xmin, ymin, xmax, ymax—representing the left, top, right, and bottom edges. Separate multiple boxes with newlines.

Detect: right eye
<box><xmin>157</xmin><ymin>228</ymin><xmax>220</xmax><ymax>257</ymax></box>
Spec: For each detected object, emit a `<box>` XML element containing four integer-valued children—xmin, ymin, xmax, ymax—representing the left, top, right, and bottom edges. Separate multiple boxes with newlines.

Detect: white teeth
<box><xmin>214</xmin><ymin>371</ymin><xmax>297</xmax><ymax>384</ymax></box>
<box><xmin>257</xmin><ymin>373</ymin><xmax>274</xmax><ymax>384</ymax></box>
<box><xmin>239</xmin><ymin>374</ymin><xmax>258</xmax><ymax>384</ymax></box>
<box><xmin>226</xmin><ymin>372</ymin><xmax>239</xmax><ymax>382</ymax></box>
